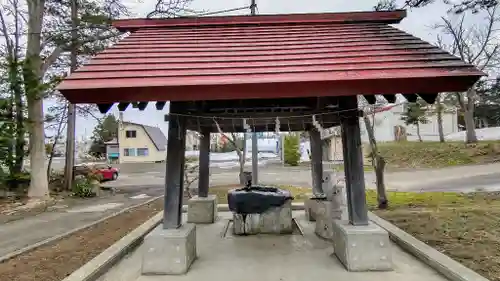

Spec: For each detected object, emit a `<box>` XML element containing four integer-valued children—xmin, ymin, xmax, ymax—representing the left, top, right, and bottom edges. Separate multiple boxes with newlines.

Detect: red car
<box><xmin>73</xmin><ymin>164</ymin><xmax>119</xmax><ymax>181</ymax></box>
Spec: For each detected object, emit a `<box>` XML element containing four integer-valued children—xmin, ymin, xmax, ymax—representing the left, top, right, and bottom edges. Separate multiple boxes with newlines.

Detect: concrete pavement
<box><xmin>98</xmin><ymin>211</ymin><xmax>448</xmax><ymax>281</ymax></box>
<box><xmin>0</xmin><ymin>187</ymin><xmax>163</xmax><ymax>258</ymax></box>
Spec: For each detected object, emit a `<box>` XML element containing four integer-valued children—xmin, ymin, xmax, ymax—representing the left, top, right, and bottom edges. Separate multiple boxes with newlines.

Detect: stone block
<box><xmin>304</xmin><ymin>196</ymin><xmax>322</xmax><ymax>221</ymax></box>
<box><xmin>314</xmin><ymin>200</ymin><xmax>342</xmax><ymax>240</ymax></box>
<box><xmin>233</xmin><ymin>199</ymin><xmax>293</xmax><ymax>235</ymax></box>
<box><xmin>187</xmin><ymin>195</ymin><xmax>217</xmax><ymax>224</ymax></box>
<box><xmin>332</xmin><ymin>220</ymin><xmax>393</xmax><ymax>272</ymax></box>
<box><xmin>141</xmin><ymin>224</ymin><xmax>197</xmax><ymax>275</ymax></box>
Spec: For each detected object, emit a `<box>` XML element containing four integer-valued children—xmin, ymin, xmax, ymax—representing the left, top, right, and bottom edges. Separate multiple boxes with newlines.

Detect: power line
<box><xmin>0</xmin><ymin>5</ymin><xmax>254</xmax><ymax>37</ymax></box>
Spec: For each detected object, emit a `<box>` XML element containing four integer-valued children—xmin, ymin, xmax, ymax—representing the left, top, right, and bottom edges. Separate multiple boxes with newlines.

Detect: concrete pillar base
<box><xmin>233</xmin><ymin>199</ymin><xmax>293</xmax><ymax>235</ymax></box>
<box><xmin>187</xmin><ymin>195</ymin><xmax>218</xmax><ymax>224</ymax></box>
<box><xmin>332</xmin><ymin>220</ymin><xmax>393</xmax><ymax>272</ymax></box>
<box><xmin>141</xmin><ymin>224</ymin><xmax>197</xmax><ymax>275</ymax></box>
<box><xmin>314</xmin><ymin>200</ymin><xmax>342</xmax><ymax>240</ymax></box>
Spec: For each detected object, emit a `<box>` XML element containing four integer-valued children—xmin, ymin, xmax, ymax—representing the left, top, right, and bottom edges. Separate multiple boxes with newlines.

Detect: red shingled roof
<box><xmin>58</xmin><ymin>10</ymin><xmax>483</xmax><ymax>104</ymax></box>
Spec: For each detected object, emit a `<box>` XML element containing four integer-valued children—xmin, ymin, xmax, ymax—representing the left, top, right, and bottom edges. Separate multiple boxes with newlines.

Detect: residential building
<box><xmin>118</xmin><ymin>121</ymin><xmax>167</xmax><ymax>163</ymax></box>
<box><xmin>185</xmin><ymin>130</ymin><xmax>201</xmax><ymax>151</ymax></box>
<box><xmin>104</xmin><ymin>138</ymin><xmax>119</xmax><ymax>163</ymax></box>
<box><xmin>360</xmin><ymin>103</ymin><xmax>458</xmax><ymax>142</ymax></box>
<box><xmin>320</xmin><ymin>103</ymin><xmax>459</xmax><ymax>161</ymax></box>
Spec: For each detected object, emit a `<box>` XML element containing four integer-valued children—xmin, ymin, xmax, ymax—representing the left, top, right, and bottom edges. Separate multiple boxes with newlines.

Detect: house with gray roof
<box><xmin>117</xmin><ymin>121</ymin><xmax>168</xmax><ymax>163</ymax></box>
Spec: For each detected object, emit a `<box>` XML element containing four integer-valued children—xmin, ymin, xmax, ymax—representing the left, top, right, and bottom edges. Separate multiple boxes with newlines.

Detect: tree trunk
<box><xmin>363</xmin><ymin>114</ymin><xmax>388</xmax><ymax>209</ymax></box>
<box><xmin>25</xmin><ymin>0</ymin><xmax>49</xmax><ymax>199</ymax></box>
<box><xmin>239</xmin><ymin>158</ymin><xmax>245</xmax><ymax>185</ymax></box>
<box><xmin>436</xmin><ymin>96</ymin><xmax>445</xmax><ymax>143</ymax></box>
<box><xmin>416</xmin><ymin>122</ymin><xmax>422</xmax><ymax>142</ymax></box>
<box><xmin>7</xmin><ymin>60</ymin><xmax>25</xmax><ymax>179</ymax></box>
<box><xmin>480</xmin><ymin>117</ymin><xmax>489</xmax><ymax>128</ymax></box>
<box><xmin>14</xmin><ymin>84</ymin><xmax>25</xmax><ymax>176</ymax></box>
<box><xmin>5</xmin><ymin>94</ymin><xmax>15</xmax><ymax>179</ymax></box>
<box><xmin>463</xmin><ymin>89</ymin><xmax>478</xmax><ymax>143</ymax></box>
<box><xmin>374</xmin><ymin>155</ymin><xmax>387</xmax><ymax>208</ymax></box>
<box><xmin>47</xmin><ymin>115</ymin><xmax>66</xmax><ymax>179</ymax></box>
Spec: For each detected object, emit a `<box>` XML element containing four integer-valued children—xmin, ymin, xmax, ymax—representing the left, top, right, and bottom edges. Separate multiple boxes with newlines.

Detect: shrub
<box><xmin>86</xmin><ymin>167</ymin><xmax>104</xmax><ymax>182</ymax></box>
<box><xmin>2</xmin><ymin>171</ymin><xmax>31</xmax><ymax>195</ymax></box>
<box><xmin>49</xmin><ymin>171</ymin><xmax>65</xmax><ymax>192</ymax></box>
<box><xmin>72</xmin><ymin>177</ymin><xmax>96</xmax><ymax>198</ymax></box>
<box><xmin>284</xmin><ymin>134</ymin><xmax>301</xmax><ymax>166</ymax></box>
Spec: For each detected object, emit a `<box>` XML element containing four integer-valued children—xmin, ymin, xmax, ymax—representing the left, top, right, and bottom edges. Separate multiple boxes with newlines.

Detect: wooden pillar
<box><xmin>163</xmin><ymin>112</ymin><xmax>187</xmax><ymax>229</ymax></box>
<box><xmin>198</xmin><ymin>128</ymin><xmax>211</xmax><ymax>198</ymax></box>
<box><xmin>309</xmin><ymin>129</ymin><xmax>324</xmax><ymax>194</ymax></box>
<box><xmin>252</xmin><ymin>133</ymin><xmax>258</xmax><ymax>184</ymax></box>
<box><xmin>340</xmin><ymin>97</ymin><xmax>369</xmax><ymax>226</ymax></box>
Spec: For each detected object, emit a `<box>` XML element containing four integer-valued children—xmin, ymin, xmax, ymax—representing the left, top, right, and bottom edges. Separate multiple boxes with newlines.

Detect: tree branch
<box><xmin>41</xmin><ymin>46</ymin><xmax>63</xmax><ymax>75</ymax></box>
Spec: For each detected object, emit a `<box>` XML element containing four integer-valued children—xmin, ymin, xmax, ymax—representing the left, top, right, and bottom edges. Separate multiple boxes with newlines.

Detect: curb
<box><xmin>0</xmin><ymin>195</ymin><xmax>164</xmax><ymax>264</ymax></box>
<box><xmin>369</xmin><ymin>212</ymin><xmax>490</xmax><ymax>281</ymax></box>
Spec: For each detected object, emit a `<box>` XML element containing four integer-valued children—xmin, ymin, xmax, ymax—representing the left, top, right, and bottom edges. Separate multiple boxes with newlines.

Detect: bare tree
<box><xmin>374</xmin><ymin>0</ymin><xmax>498</xmax><ymax>13</ymax></box>
<box><xmin>436</xmin><ymin>94</ymin><xmax>446</xmax><ymax>142</ymax></box>
<box><xmin>228</xmin><ymin>132</ymin><xmax>247</xmax><ymax>185</ymax></box>
<box><xmin>45</xmin><ymin>105</ymin><xmax>67</xmax><ymax>178</ymax></box>
<box><xmin>0</xmin><ymin>0</ymin><xmax>193</xmax><ymax>200</ymax></box>
<box><xmin>435</xmin><ymin>5</ymin><xmax>500</xmax><ymax>142</ymax></box>
<box><xmin>360</xmin><ymin>97</ymin><xmax>389</xmax><ymax>209</ymax></box>
<box><xmin>147</xmin><ymin>0</ymin><xmax>195</xmax><ymax>18</ymax></box>
<box><xmin>183</xmin><ymin>163</ymin><xmax>199</xmax><ymax>198</ymax></box>
<box><xmin>213</xmin><ymin>120</ymin><xmax>247</xmax><ymax>185</ymax></box>
<box><xmin>0</xmin><ymin>0</ymin><xmax>28</xmax><ymax>190</ymax></box>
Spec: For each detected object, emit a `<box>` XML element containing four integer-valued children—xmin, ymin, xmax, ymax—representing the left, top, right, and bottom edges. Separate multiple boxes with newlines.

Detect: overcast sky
<box><xmin>72</xmin><ymin>0</ymin><xmax>455</xmax><ymax>140</ymax></box>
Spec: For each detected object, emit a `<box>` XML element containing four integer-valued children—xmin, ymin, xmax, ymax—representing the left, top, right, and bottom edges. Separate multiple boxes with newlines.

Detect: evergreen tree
<box><xmin>284</xmin><ymin>134</ymin><xmax>301</xmax><ymax>166</ymax></box>
<box><xmin>89</xmin><ymin>115</ymin><xmax>118</xmax><ymax>158</ymax></box>
<box><xmin>401</xmin><ymin>99</ymin><xmax>430</xmax><ymax>142</ymax></box>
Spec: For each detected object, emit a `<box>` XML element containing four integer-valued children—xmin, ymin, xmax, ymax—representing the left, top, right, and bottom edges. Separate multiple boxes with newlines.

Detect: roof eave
<box><xmin>112</xmin><ymin>10</ymin><xmax>407</xmax><ymax>32</ymax></box>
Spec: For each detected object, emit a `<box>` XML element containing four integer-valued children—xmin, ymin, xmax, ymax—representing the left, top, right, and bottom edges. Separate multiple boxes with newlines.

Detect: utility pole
<box><xmin>250</xmin><ymin>0</ymin><xmax>259</xmax><ymax>184</ymax></box>
<box><xmin>64</xmin><ymin>0</ymin><xmax>78</xmax><ymax>190</ymax></box>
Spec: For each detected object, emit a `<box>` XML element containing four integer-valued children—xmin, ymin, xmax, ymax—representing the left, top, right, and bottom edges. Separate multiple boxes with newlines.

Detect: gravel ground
<box><xmin>0</xmin><ymin>198</ymin><xmax>163</xmax><ymax>281</ymax></box>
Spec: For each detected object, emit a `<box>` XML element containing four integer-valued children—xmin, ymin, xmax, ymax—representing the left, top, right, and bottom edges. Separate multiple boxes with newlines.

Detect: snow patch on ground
<box><xmin>67</xmin><ymin>203</ymin><xmax>123</xmax><ymax>213</ymax></box>
<box><xmin>185</xmin><ymin>151</ymin><xmax>278</xmax><ymax>162</ymax></box>
<box><xmin>130</xmin><ymin>194</ymin><xmax>151</xmax><ymax>199</ymax></box>
<box><xmin>446</xmin><ymin>127</ymin><xmax>500</xmax><ymax>141</ymax></box>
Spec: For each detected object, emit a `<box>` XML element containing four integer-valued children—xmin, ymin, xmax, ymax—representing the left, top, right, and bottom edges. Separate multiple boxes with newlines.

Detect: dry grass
<box><xmin>369</xmin><ymin>190</ymin><xmax>500</xmax><ymax>281</ymax></box>
<box><xmin>373</xmin><ymin>141</ymin><xmax>500</xmax><ymax>169</ymax></box>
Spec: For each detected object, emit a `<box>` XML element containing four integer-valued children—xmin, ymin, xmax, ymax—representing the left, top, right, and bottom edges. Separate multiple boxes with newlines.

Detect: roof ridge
<box><xmin>123</xmin><ymin>121</ymin><xmax>167</xmax><ymax>151</ymax></box>
<box><xmin>113</xmin><ymin>10</ymin><xmax>406</xmax><ymax>32</ymax></box>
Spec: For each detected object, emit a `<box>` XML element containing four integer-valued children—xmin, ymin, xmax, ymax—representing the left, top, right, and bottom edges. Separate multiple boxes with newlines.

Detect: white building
<box><xmin>359</xmin><ymin>103</ymin><xmax>458</xmax><ymax>142</ymax></box>
<box><xmin>320</xmin><ymin>103</ymin><xmax>459</xmax><ymax>161</ymax></box>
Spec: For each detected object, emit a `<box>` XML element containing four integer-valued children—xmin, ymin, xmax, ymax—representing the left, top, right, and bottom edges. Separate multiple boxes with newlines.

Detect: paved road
<box><xmin>107</xmin><ymin>162</ymin><xmax>500</xmax><ymax>194</ymax></box>
<box><xmin>0</xmin><ymin>185</ymin><xmax>164</xmax><ymax>258</ymax></box>
<box><xmin>408</xmin><ymin>173</ymin><xmax>500</xmax><ymax>193</ymax></box>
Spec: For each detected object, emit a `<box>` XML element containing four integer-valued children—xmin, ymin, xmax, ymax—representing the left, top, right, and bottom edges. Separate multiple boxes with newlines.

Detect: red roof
<box><xmin>58</xmin><ymin>10</ymin><xmax>483</xmax><ymax>104</ymax></box>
